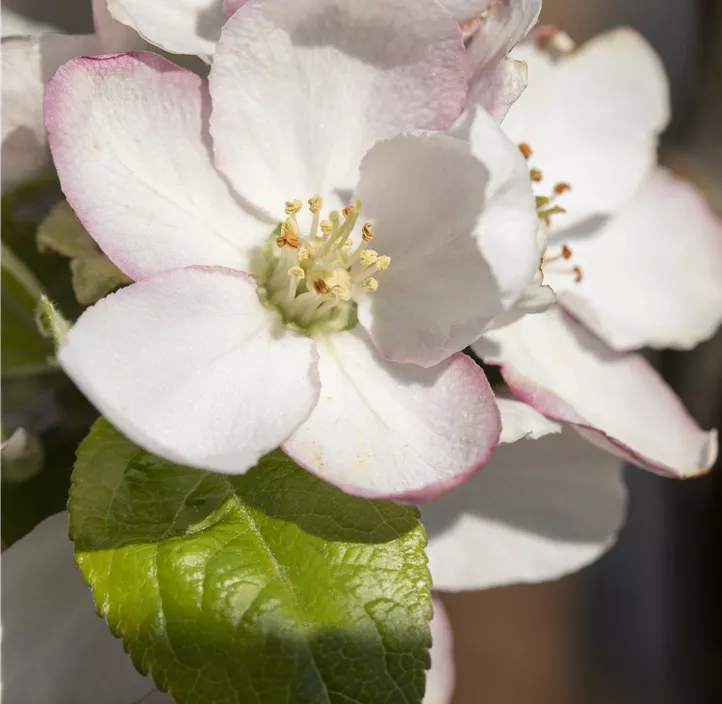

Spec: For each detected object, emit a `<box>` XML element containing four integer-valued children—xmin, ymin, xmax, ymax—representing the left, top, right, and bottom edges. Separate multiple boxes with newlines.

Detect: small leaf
<box><xmin>70</xmin><ymin>419</ymin><xmax>432</xmax><ymax>704</ymax></box>
<box><xmin>37</xmin><ymin>200</ymin><xmax>98</xmax><ymax>258</ymax></box>
<box><xmin>70</xmin><ymin>256</ymin><xmax>130</xmax><ymax>305</ymax></box>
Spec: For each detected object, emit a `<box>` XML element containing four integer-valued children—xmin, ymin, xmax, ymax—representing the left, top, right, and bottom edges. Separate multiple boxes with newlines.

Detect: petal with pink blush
<box><xmin>550</xmin><ymin>167</ymin><xmax>722</xmax><ymax>351</ymax></box>
<box><xmin>503</xmin><ymin>29</ymin><xmax>670</xmax><ymax>229</ymax></box>
<box><xmin>107</xmin><ymin>0</ymin><xmax>225</xmax><ymax>59</ymax></box>
<box><xmin>465</xmin><ymin>0</ymin><xmax>541</xmax><ymax>120</ymax></box>
<box><xmin>475</xmin><ymin>306</ymin><xmax>718</xmax><ymax>478</ymax></box>
<box><xmin>46</xmin><ymin>52</ymin><xmax>272</xmax><ymax>281</ymax></box>
<box><xmin>284</xmin><ymin>329</ymin><xmax>500</xmax><ymax>501</ymax></box>
<box><xmin>441</xmin><ymin>0</ymin><xmax>491</xmax><ymax>22</ymax></box>
<box><xmin>59</xmin><ymin>266</ymin><xmax>320</xmax><ymax>475</ymax></box>
<box><xmin>209</xmin><ymin>0</ymin><xmax>467</xmax><ymax>218</ymax></box>
<box><xmin>2</xmin><ymin>512</ymin><xmax>157</xmax><ymax>704</ymax></box>
<box><xmin>422</xmin><ymin>430</ymin><xmax>626</xmax><ymax>591</ymax></box>
<box><xmin>2</xmin><ymin>33</ymin><xmax>99</xmax><ymax>190</ymax></box>
<box><xmin>91</xmin><ymin>0</ymin><xmax>146</xmax><ymax>53</ymax></box>
<box><xmin>425</xmin><ymin>596</ymin><xmax>455</xmax><ymax>704</ymax></box>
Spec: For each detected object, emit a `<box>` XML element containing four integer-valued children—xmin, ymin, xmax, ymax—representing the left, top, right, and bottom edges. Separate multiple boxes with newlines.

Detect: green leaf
<box><xmin>1</xmin><ymin>243</ymin><xmax>54</xmax><ymax>374</ymax></box>
<box><xmin>70</xmin><ymin>419</ymin><xmax>432</xmax><ymax>704</ymax></box>
<box><xmin>37</xmin><ymin>200</ymin><xmax>99</xmax><ymax>258</ymax></box>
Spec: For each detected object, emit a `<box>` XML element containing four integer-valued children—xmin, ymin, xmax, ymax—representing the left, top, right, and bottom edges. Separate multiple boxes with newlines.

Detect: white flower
<box><xmin>1</xmin><ymin>512</ymin><xmax>453</xmax><ymax>703</ymax></box>
<box><xmin>46</xmin><ymin>0</ymin><xmax>541</xmax><ymax>499</ymax></box>
<box><xmin>1</xmin><ymin>0</ymin><xmax>145</xmax><ymax>190</ymax></box>
<box><xmin>471</xmin><ymin>29</ymin><xmax>721</xmax><ymax>481</ymax></box>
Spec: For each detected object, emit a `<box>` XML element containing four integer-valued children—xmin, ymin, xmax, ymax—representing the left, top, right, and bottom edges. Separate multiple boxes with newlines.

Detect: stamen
<box><xmin>360</xmin><ymin>250</ymin><xmax>378</xmax><ymax>267</ymax></box>
<box><xmin>364</xmin><ymin>277</ymin><xmax>379</xmax><ymax>291</ymax></box>
<box><xmin>375</xmin><ymin>256</ymin><xmax>391</xmax><ymax>271</ymax></box>
<box><xmin>554</xmin><ymin>182</ymin><xmax>571</xmax><ymax>195</ymax></box>
<box><xmin>320</xmin><ymin>220</ymin><xmax>333</xmax><ymax>235</ymax></box>
<box><xmin>362</xmin><ymin>222</ymin><xmax>374</xmax><ymax>241</ymax></box>
<box><xmin>308</xmin><ymin>195</ymin><xmax>323</xmax><ymax>213</ymax></box>
<box><xmin>298</xmin><ymin>245</ymin><xmax>311</xmax><ymax>261</ymax></box>
<box><xmin>276</xmin><ymin>218</ymin><xmax>301</xmax><ymax>248</ymax></box>
<box><xmin>285</xmin><ymin>199</ymin><xmax>302</xmax><ymax>215</ymax></box>
<box><xmin>530</xmin><ymin>168</ymin><xmax>543</xmax><ymax>182</ymax></box>
<box><xmin>312</xmin><ymin>279</ymin><xmax>329</xmax><ymax>295</ymax></box>
<box><xmin>288</xmin><ymin>266</ymin><xmax>305</xmax><ymax>279</ymax></box>
<box><xmin>342</xmin><ymin>206</ymin><xmax>353</xmax><ymax>218</ymax></box>
<box><xmin>518</xmin><ymin>143</ymin><xmax>533</xmax><ymax>160</ymax></box>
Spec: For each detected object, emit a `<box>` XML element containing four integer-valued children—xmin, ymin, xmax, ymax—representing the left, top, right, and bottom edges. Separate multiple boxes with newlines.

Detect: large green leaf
<box><xmin>70</xmin><ymin>419</ymin><xmax>432</xmax><ymax>704</ymax></box>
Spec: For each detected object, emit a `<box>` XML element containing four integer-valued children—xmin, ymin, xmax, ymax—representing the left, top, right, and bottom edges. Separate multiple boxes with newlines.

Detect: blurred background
<box><xmin>2</xmin><ymin>1</ymin><xmax>722</xmax><ymax>703</ymax></box>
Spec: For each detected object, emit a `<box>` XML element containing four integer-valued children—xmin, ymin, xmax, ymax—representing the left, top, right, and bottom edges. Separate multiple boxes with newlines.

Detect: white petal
<box><xmin>503</xmin><ymin>29</ymin><xmax>670</xmax><ymax>229</ymax></box>
<box><xmin>550</xmin><ymin>167</ymin><xmax>722</xmax><ymax>351</ymax></box>
<box><xmin>354</xmin><ymin>128</ymin><xmax>504</xmax><ymax>367</ymax></box>
<box><xmin>466</xmin><ymin>0</ymin><xmax>541</xmax><ymax>120</ymax></box>
<box><xmin>451</xmin><ymin>106</ymin><xmax>542</xmax><ymax>310</ymax></box>
<box><xmin>209</xmin><ymin>0</ymin><xmax>467</xmax><ymax>218</ymax></box>
<box><xmin>1</xmin><ymin>33</ymin><xmax>99</xmax><ymax>190</ymax></box>
<box><xmin>477</xmin><ymin>306</ymin><xmax>718</xmax><ymax>478</ymax></box>
<box><xmin>284</xmin><ymin>328</ymin><xmax>500</xmax><ymax>501</ymax></box>
<box><xmin>497</xmin><ymin>397</ymin><xmax>561</xmax><ymax>444</ymax></box>
<box><xmin>46</xmin><ymin>52</ymin><xmax>272</xmax><ymax>280</ymax></box>
<box><xmin>91</xmin><ymin>0</ymin><xmax>146</xmax><ymax>53</ymax></box>
<box><xmin>1</xmin><ymin>512</ymin><xmax>156</xmax><ymax>704</ymax></box>
<box><xmin>422</xmin><ymin>430</ymin><xmax>626</xmax><ymax>591</ymax></box>
<box><xmin>107</xmin><ymin>0</ymin><xmax>225</xmax><ymax>59</ymax></box>
<box><xmin>58</xmin><ymin>267</ymin><xmax>320</xmax><ymax>474</ymax></box>
<box><xmin>425</xmin><ymin>597</ymin><xmax>455</xmax><ymax>704</ymax></box>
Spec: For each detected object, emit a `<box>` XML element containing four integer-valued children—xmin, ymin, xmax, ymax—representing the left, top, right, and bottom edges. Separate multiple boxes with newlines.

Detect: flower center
<box><xmin>257</xmin><ymin>195</ymin><xmax>391</xmax><ymax>334</ymax></box>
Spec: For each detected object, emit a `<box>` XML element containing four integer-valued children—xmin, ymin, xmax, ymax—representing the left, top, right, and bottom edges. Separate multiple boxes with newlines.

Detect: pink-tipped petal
<box><xmin>422</xmin><ymin>429</ymin><xmax>626</xmax><ymax>591</ymax></box>
<box><xmin>503</xmin><ymin>28</ymin><xmax>670</xmax><ymax>229</ymax></box>
<box><xmin>209</xmin><ymin>0</ymin><xmax>467</xmax><ymax>218</ymax></box>
<box><xmin>59</xmin><ymin>266</ymin><xmax>320</xmax><ymax>475</ymax></box>
<box><xmin>2</xmin><ymin>33</ymin><xmax>99</xmax><ymax>190</ymax></box>
<box><xmin>425</xmin><ymin>596</ymin><xmax>455</xmax><ymax>704</ymax></box>
<box><xmin>284</xmin><ymin>328</ymin><xmax>500</xmax><ymax>501</ymax></box>
<box><xmin>2</xmin><ymin>512</ymin><xmax>157</xmax><ymax>703</ymax></box>
<box><xmin>107</xmin><ymin>0</ymin><xmax>225</xmax><ymax>59</ymax></box>
<box><xmin>46</xmin><ymin>52</ymin><xmax>271</xmax><ymax>281</ymax></box>
<box><xmin>475</xmin><ymin>306</ymin><xmax>718</xmax><ymax>478</ymax></box>
<box><xmin>466</xmin><ymin>0</ymin><xmax>541</xmax><ymax>120</ymax></box>
<box><xmin>550</xmin><ymin>167</ymin><xmax>722</xmax><ymax>351</ymax></box>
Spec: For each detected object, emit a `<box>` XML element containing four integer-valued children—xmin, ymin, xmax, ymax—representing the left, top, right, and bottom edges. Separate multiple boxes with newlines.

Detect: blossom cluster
<box><xmin>2</xmin><ymin>1</ymin><xmax>722</xmax><ymax>702</ymax></box>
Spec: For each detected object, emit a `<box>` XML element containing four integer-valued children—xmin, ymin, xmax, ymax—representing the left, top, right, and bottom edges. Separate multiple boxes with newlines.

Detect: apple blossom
<box><xmin>45</xmin><ymin>0</ymin><xmax>541</xmax><ymax>499</ymax></box>
<box><xmin>471</xmin><ymin>29</ymin><xmax>721</xmax><ymax>478</ymax></box>
<box><xmin>1</xmin><ymin>512</ymin><xmax>454</xmax><ymax>703</ymax></box>
<box><xmin>1</xmin><ymin>0</ymin><xmax>144</xmax><ymax>190</ymax></box>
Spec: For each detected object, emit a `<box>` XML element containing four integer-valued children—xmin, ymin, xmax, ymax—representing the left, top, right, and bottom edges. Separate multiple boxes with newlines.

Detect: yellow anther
<box><xmin>297</xmin><ymin>245</ymin><xmax>311</xmax><ymax>261</ymax></box>
<box><xmin>279</xmin><ymin>218</ymin><xmax>301</xmax><ymax>248</ymax></box>
<box><xmin>342</xmin><ymin>206</ymin><xmax>353</xmax><ymax>218</ymax></box>
<box><xmin>364</xmin><ymin>277</ymin><xmax>379</xmax><ymax>291</ymax></box>
<box><xmin>360</xmin><ymin>250</ymin><xmax>378</xmax><ymax>267</ymax></box>
<box><xmin>342</xmin><ymin>239</ymin><xmax>353</xmax><ymax>249</ymax></box>
<box><xmin>554</xmin><ymin>182</ymin><xmax>572</xmax><ymax>195</ymax></box>
<box><xmin>288</xmin><ymin>266</ymin><xmax>305</xmax><ymax>279</ymax></box>
<box><xmin>312</xmin><ymin>278</ymin><xmax>330</xmax><ymax>295</ymax></box>
<box><xmin>308</xmin><ymin>194</ymin><xmax>323</xmax><ymax>213</ymax></box>
<box><xmin>361</xmin><ymin>222</ymin><xmax>374</xmax><ymax>241</ymax></box>
<box><xmin>320</xmin><ymin>220</ymin><xmax>333</xmax><ymax>235</ymax></box>
<box><xmin>284</xmin><ymin>199</ymin><xmax>302</xmax><ymax>215</ymax></box>
<box><xmin>535</xmin><ymin>195</ymin><xmax>550</xmax><ymax>209</ymax></box>
<box><xmin>375</xmin><ymin>255</ymin><xmax>391</xmax><ymax>271</ymax></box>
<box><xmin>530</xmin><ymin>168</ymin><xmax>543</xmax><ymax>182</ymax></box>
